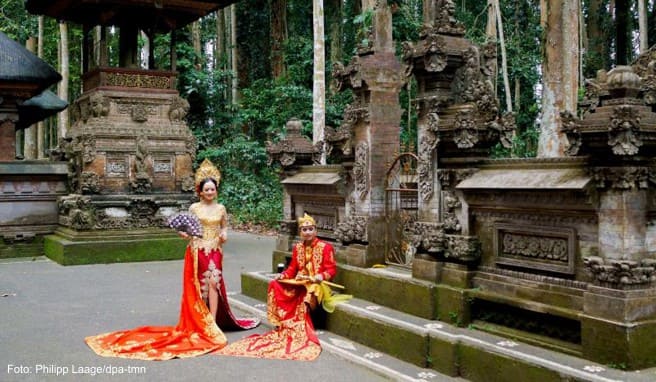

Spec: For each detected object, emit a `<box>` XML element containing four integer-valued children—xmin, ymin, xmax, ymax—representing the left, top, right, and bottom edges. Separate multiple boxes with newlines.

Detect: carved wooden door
<box><xmin>385</xmin><ymin>153</ymin><xmax>419</xmax><ymax>267</ymax></box>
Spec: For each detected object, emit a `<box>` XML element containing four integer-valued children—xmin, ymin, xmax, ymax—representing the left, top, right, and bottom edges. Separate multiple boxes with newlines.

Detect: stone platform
<box><xmin>44</xmin><ymin>226</ymin><xmax>186</xmax><ymax>265</ymax></box>
<box><xmin>240</xmin><ymin>266</ymin><xmax>656</xmax><ymax>382</ymax></box>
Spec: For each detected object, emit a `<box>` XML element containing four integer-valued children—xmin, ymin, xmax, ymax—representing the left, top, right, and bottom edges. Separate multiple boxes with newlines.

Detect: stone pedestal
<box><xmin>582</xmin><ymin>286</ymin><xmax>656</xmax><ymax>368</ymax></box>
<box><xmin>412</xmin><ymin>256</ymin><xmax>443</xmax><ymax>282</ymax></box>
<box><xmin>0</xmin><ymin>162</ymin><xmax>68</xmax><ymax>258</ymax></box>
<box><xmin>44</xmin><ymin>68</ymin><xmax>196</xmax><ymax>264</ymax></box>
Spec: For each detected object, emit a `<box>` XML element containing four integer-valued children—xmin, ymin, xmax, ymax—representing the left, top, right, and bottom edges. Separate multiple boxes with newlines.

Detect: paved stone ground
<box><xmin>0</xmin><ymin>231</ymin><xmax>462</xmax><ymax>382</ymax></box>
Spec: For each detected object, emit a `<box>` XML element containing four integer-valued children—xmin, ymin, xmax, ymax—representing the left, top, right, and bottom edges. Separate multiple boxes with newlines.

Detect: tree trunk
<box><xmin>58</xmin><ymin>22</ymin><xmax>70</xmax><ymax>140</ymax></box>
<box><xmin>313</xmin><ymin>0</ymin><xmax>326</xmax><ymax>164</ymax></box>
<box><xmin>215</xmin><ymin>9</ymin><xmax>225</xmax><ymax>70</ymax></box>
<box><xmin>423</xmin><ymin>0</ymin><xmax>436</xmax><ymax>24</ymax></box>
<box><xmin>638</xmin><ymin>0</ymin><xmax>648</xmax><ymax>52</ymax></box>
<box><xmin>493</xmin><ymin>0</ymin><xmax>512</xmax><ymax>112</ymax></box>
<box><xmin>362</xmin><ymin>0</ymin><xmax>375</xmax><ymax>11</ymax></box>
<box><xmin>584</xmin><ymin>0</ymin><xmax>608</xmax><ymax>75</ymax></box>
<box><xmin>192</xmin><ymin>21</ymin><xmax>202</xmax><ymax>69</ymax></box>
<box><xmin>37</xmin><ymin>16</ymin><xmax>45</xmax><ymax>158</ymax></box>
<box><xmin>327</xmin><ymin>0</ymin><xmax>342</xmax><ymax>68</ymax></box>
<box><xmin>270</xmin><ymin>0</ymin><xmax>288</xmax><ymax>79</ymax></box>
<box><xmin>615</xmin><ymin>0</ymin><xmax>629</xmax><ymax>64</ymax></box>
<box><xmin>140</xmin><ymin>30</ymin><xmax>149</xmax><ymax>69</ymax></box>
<box><xmin>538</xmin><ymin>0</ymin><xmax>579</xmax><ymax>157</ymax></box>
<box><xmin>231</xmin><ymin>4</ymin><xmax>239</xmax><ymax>104</ymax></box>
<box><xmin>24</xmin><ymin>38</ymin><xmax>37</xmax><ymax>159</ymax></box>
<box><xmin>486</xmin><ymin>0</ymin><xmax>497</xmax><ymax>94</ymax></box>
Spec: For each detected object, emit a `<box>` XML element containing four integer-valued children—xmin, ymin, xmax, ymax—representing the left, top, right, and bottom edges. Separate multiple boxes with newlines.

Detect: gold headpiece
<box><xmin>195</xmin><ymin>158</ymin><xmax>222</xmax><ymax>187</ymax></box>
<box><xmin>298</xmin><ymin>213</ymin><xmax>316</xmax><ymax>228</ymax></box>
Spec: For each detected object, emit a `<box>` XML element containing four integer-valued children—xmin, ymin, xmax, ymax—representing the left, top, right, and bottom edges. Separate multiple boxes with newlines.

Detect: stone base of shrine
<box><xmin>44</xmin><ymin>227</ymin><xmax>186</xmax><ymax>265</ymax></box>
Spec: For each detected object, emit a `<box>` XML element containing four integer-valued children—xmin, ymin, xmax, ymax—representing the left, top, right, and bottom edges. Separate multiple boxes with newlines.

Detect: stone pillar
<box><xmin>0</xmin><ymin>119</ymin><xmax>17</xmax><ymax>161</ymax></box>
<box><xmin>598</xmin><ymin>188</ymin><xmax>647</xmax><ymax>260</ymax></box>
<box><xmin>23</xmin><ymin>37</ymin><xmax>38</xmax><ymax>159</ymax></box>
<box><xmin>358</xmin><ymin>5</ymin><xmax>404</xmax><ymax>265</ymax></box>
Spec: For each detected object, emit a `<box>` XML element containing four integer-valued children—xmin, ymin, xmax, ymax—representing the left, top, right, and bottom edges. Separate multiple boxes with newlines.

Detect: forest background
<box><xmin>1</xmin><ymin>0</ymin><xmax>654</xmax><ymax>230</ymax></box>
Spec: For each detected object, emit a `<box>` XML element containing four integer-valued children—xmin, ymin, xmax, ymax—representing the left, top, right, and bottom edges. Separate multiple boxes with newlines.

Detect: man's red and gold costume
<box><xmin>219</xmin><ymin>216</ymin><xmax>337</xmax><ymax>361</ymax></box>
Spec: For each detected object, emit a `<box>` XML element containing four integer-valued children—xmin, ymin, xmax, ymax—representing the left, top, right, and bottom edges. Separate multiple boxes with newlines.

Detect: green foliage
<box><xmin>239</xmin><ymin>79</ymin><xmax>313</xmax><ymax>141</ymax></box>
<box><xmin>183</xmin><ymin>68</ymin><xmax>237</xmax><ymax>150</ymax></box>
<box><xmin>281</xmin><ymin>35</ymin><xmax>314</xmax><ymax>87</ymax></box>
<box><xmin>198</xmin><ymin>137</ymin><xmax>282</xmax><ymax>227</ymax></box>
<box><xmin>236</xmin><ymin>0</ymin><xmax>271</xmax><ymax>86</ymax></box>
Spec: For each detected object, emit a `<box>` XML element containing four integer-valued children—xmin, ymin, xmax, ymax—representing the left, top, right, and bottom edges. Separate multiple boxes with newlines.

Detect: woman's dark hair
<box><xmin>197</xmin><ymin>177</ymin><xmax>218</xmax><ymax>194</ymax></box>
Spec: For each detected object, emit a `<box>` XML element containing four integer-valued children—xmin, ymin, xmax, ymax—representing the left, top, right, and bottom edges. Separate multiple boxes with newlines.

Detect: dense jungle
<box><xmin>1</xmin><ymin>0</ymin><xmax>654</xmax><ymax>228</ymax></box>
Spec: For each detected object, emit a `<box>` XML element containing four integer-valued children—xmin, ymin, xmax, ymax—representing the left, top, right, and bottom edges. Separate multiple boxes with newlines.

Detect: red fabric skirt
<box><xmin>85</xmin><ymin>246</ymin><xmax>258</xmax><ymax>360</ymax></box>
<box><xmin>196</xmin><ymin>247</ymin><xmax>259</xmax><ymax>330</ymax></box>
<box><xmin>217</xmin><ymin>280</ymin><xmax>321</xmax><ymax>361</ymax></box>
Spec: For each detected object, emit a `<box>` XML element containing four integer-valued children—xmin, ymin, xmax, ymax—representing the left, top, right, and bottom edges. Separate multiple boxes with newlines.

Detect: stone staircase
<box><xmin>237</xmin><ymin>262</ymin><xmax>656</xmax><ymax>382</ymax></box>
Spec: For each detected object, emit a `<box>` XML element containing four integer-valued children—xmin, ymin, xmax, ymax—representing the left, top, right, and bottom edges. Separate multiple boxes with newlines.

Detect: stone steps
<box><xmin>240</xmin><ymin>268</ymin><xmax>655</xmax><ymax>382</ymax></box>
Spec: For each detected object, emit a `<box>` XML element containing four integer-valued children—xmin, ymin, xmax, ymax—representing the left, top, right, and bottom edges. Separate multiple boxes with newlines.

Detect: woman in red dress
<box><xmin>85</xmin><ymin>159</ymin><xmax>259</xmax><ymax>360</ymax></box>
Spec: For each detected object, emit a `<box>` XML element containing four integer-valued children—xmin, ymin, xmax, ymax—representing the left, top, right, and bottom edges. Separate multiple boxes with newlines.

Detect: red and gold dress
<box><xmin>219</xmin><ymin>238</ymin><xmax>337</xmax><ymax>361</ymax></box>
<box><xmin>85</xmin><ymin>203</ymin><xmax>258</xmax><ymax>360</ymax></box>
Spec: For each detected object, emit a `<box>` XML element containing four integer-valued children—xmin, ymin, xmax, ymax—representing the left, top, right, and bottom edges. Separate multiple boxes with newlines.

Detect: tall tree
<box><xmin>231</xmin><ymin>4</ymin><xmax>239</xmax><ymax>104</ymax></box>
<box><xmin>313</xmin><ymin>0</ymin><xmax>326</xmax><ymax>164</ymax></box>
<box><xmin>326</xmin><ymin>0</ymin><xmax>342</xmax><ymax>69</ymax></box>
<box><xmin>538</xmin><ymin>0</ymin><xmax>579</xmax><ymax>157</ymax></box>
<box><xmin>584</xmin><ymin>0</ymin><xmax>609</xmax><ymax>76</ymax></box>
<box><xmin>58</xmin><ymin>21</ymin><xmax>69</xmax><ymax>139</ymax></box>
<box><xmin>37</xmin><ymin>15</ymin><xmax>45</xmax><ymax>158</ymax></box>
<box><xmin>638</xmin><ymin>0</ymin><xmax>647</xmax><ymax>52</ymax></box>
<box><xmin>493</xmin><ymin>0</ymin><xmax>512</xmax><ymax>112</ymax></box>
<box><xmin>615</xmin><ymin>0</ymin><xmax>630</xmax><ymax>64</ymax></box>
<box><xmin>191</xmin><ymin>21</ymin><xmax>202</xmax><ymax>68</ymax></box>
<box><xmin>215</xmin><ymin>9</ymin><xmax>225</xmax><ymax>70</ymax></box>
<box><xmin>270</xmin><ymin>0</ymin><xmax>288</xmax><ymax>79</ymax></box>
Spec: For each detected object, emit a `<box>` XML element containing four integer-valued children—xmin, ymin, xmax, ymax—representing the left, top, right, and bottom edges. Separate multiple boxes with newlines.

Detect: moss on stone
<box><xmin>328</xmin><ymin>308</ymin><xmax>429</xmax><ymax>367</ymax></box>
<box><xmin>334</xmin><ymin>265</ymin><xmax>437</xmax><ymax>319</ymax></box>
<box><xmin>458</xmin><ymin>342</ymin><xmax>567</xmax><ymax>382</ymax></box>
<box><xmin>428</xmin><ymin>335</ymin><xmax>459</xmax><ymax>377</ymax></box>
<box><xmin>241</xmin><ymin>272</ymin><xmax>269</xmax><ymax>302</ymax></box>
<box><xmin>44</xmin><ymin>234</ymin><xmax>186</xmax><ymax>265</ymax></box>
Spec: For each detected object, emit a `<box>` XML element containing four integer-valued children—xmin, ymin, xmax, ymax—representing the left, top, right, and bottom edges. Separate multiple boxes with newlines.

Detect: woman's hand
<box><xmin>178</xmin><ymin>231</ymin><xmax>190</xmax><ymax>240</ymax></box>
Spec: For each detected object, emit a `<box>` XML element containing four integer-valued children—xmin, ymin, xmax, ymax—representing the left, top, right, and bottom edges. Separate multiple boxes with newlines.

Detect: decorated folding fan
<box><xmin>168</xmin><ymin>213</ymin><xmax>203</xmax><ymax>237</ymax></box>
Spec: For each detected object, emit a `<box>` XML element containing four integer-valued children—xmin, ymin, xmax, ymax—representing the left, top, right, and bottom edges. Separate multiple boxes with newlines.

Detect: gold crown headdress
<box><xmin>195</xmin><ymin>158</ymin><xmax>222</xmax><ymax>187</ymax></box>
<box><xmin>298</xmin><ymin>213</ymin><xmax>316</xmax><ymax>227</ymax></box>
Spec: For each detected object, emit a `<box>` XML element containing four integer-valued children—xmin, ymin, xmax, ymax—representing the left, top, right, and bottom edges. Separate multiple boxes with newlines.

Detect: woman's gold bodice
<box><xmin>189</xmin><ymin>202</ymin><xmax>227</xmax><ymax>252</ymax></box>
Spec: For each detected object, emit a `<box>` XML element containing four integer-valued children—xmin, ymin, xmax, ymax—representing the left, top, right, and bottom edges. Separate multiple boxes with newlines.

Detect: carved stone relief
<box><xmin>169</xmin><ymin>96</ymin><xmax>190</xmax><ymax>122</ymax></box>
<box><xmin>590</xmin><ymin>166</ymin><xmax>651</xmax><ymax>189</ymax></box>
<box><xmin>58</xmin><ymin>194</ymin><xmax>96</xmax><ymax>230</ymax></box>
<box><xmin>335</xmin><ymin>215</ymin><xmax>368</xmax><ymax>244</ymax></box>
<box><xmin>608</xmin><ymin>105</ymin><xmax>642</xmax><ymax>156</ymax></box>
<box><xmin>89</xmin><ymin>93</ymin><xmax>110</xmax><ymax>118</ymax></box>
<box><xmin>444</xmin><ymin>234</ymin><xmax>480</xmax><ymax>262</ymax></box>
<box><xmin>453</xmin><ymin>108</ymin><xmax>478</xmax><ymax>148</ymax></box>
<box><xmin>584</xmin><ymin>256</ymin><xmax>656</xmax><ymax>289</ymax></box>
<box><xmin>79</xmin><ymin>171</ymin><xmax>100</xmax><ymax>194</ymax></box>
<box><xmin>353</xmin><ymin>142</ymin><xmax>369</xmax><ymax>200</ymax></box>
<box><xmin>493</xmin><ymin>223</ymin><xmax>576</xmax><ymax>275</ymax></box>
<box><xmin>418</xmin><ymin>112</ymin><xmax>439</xmax><ymax>201</ymax></box>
